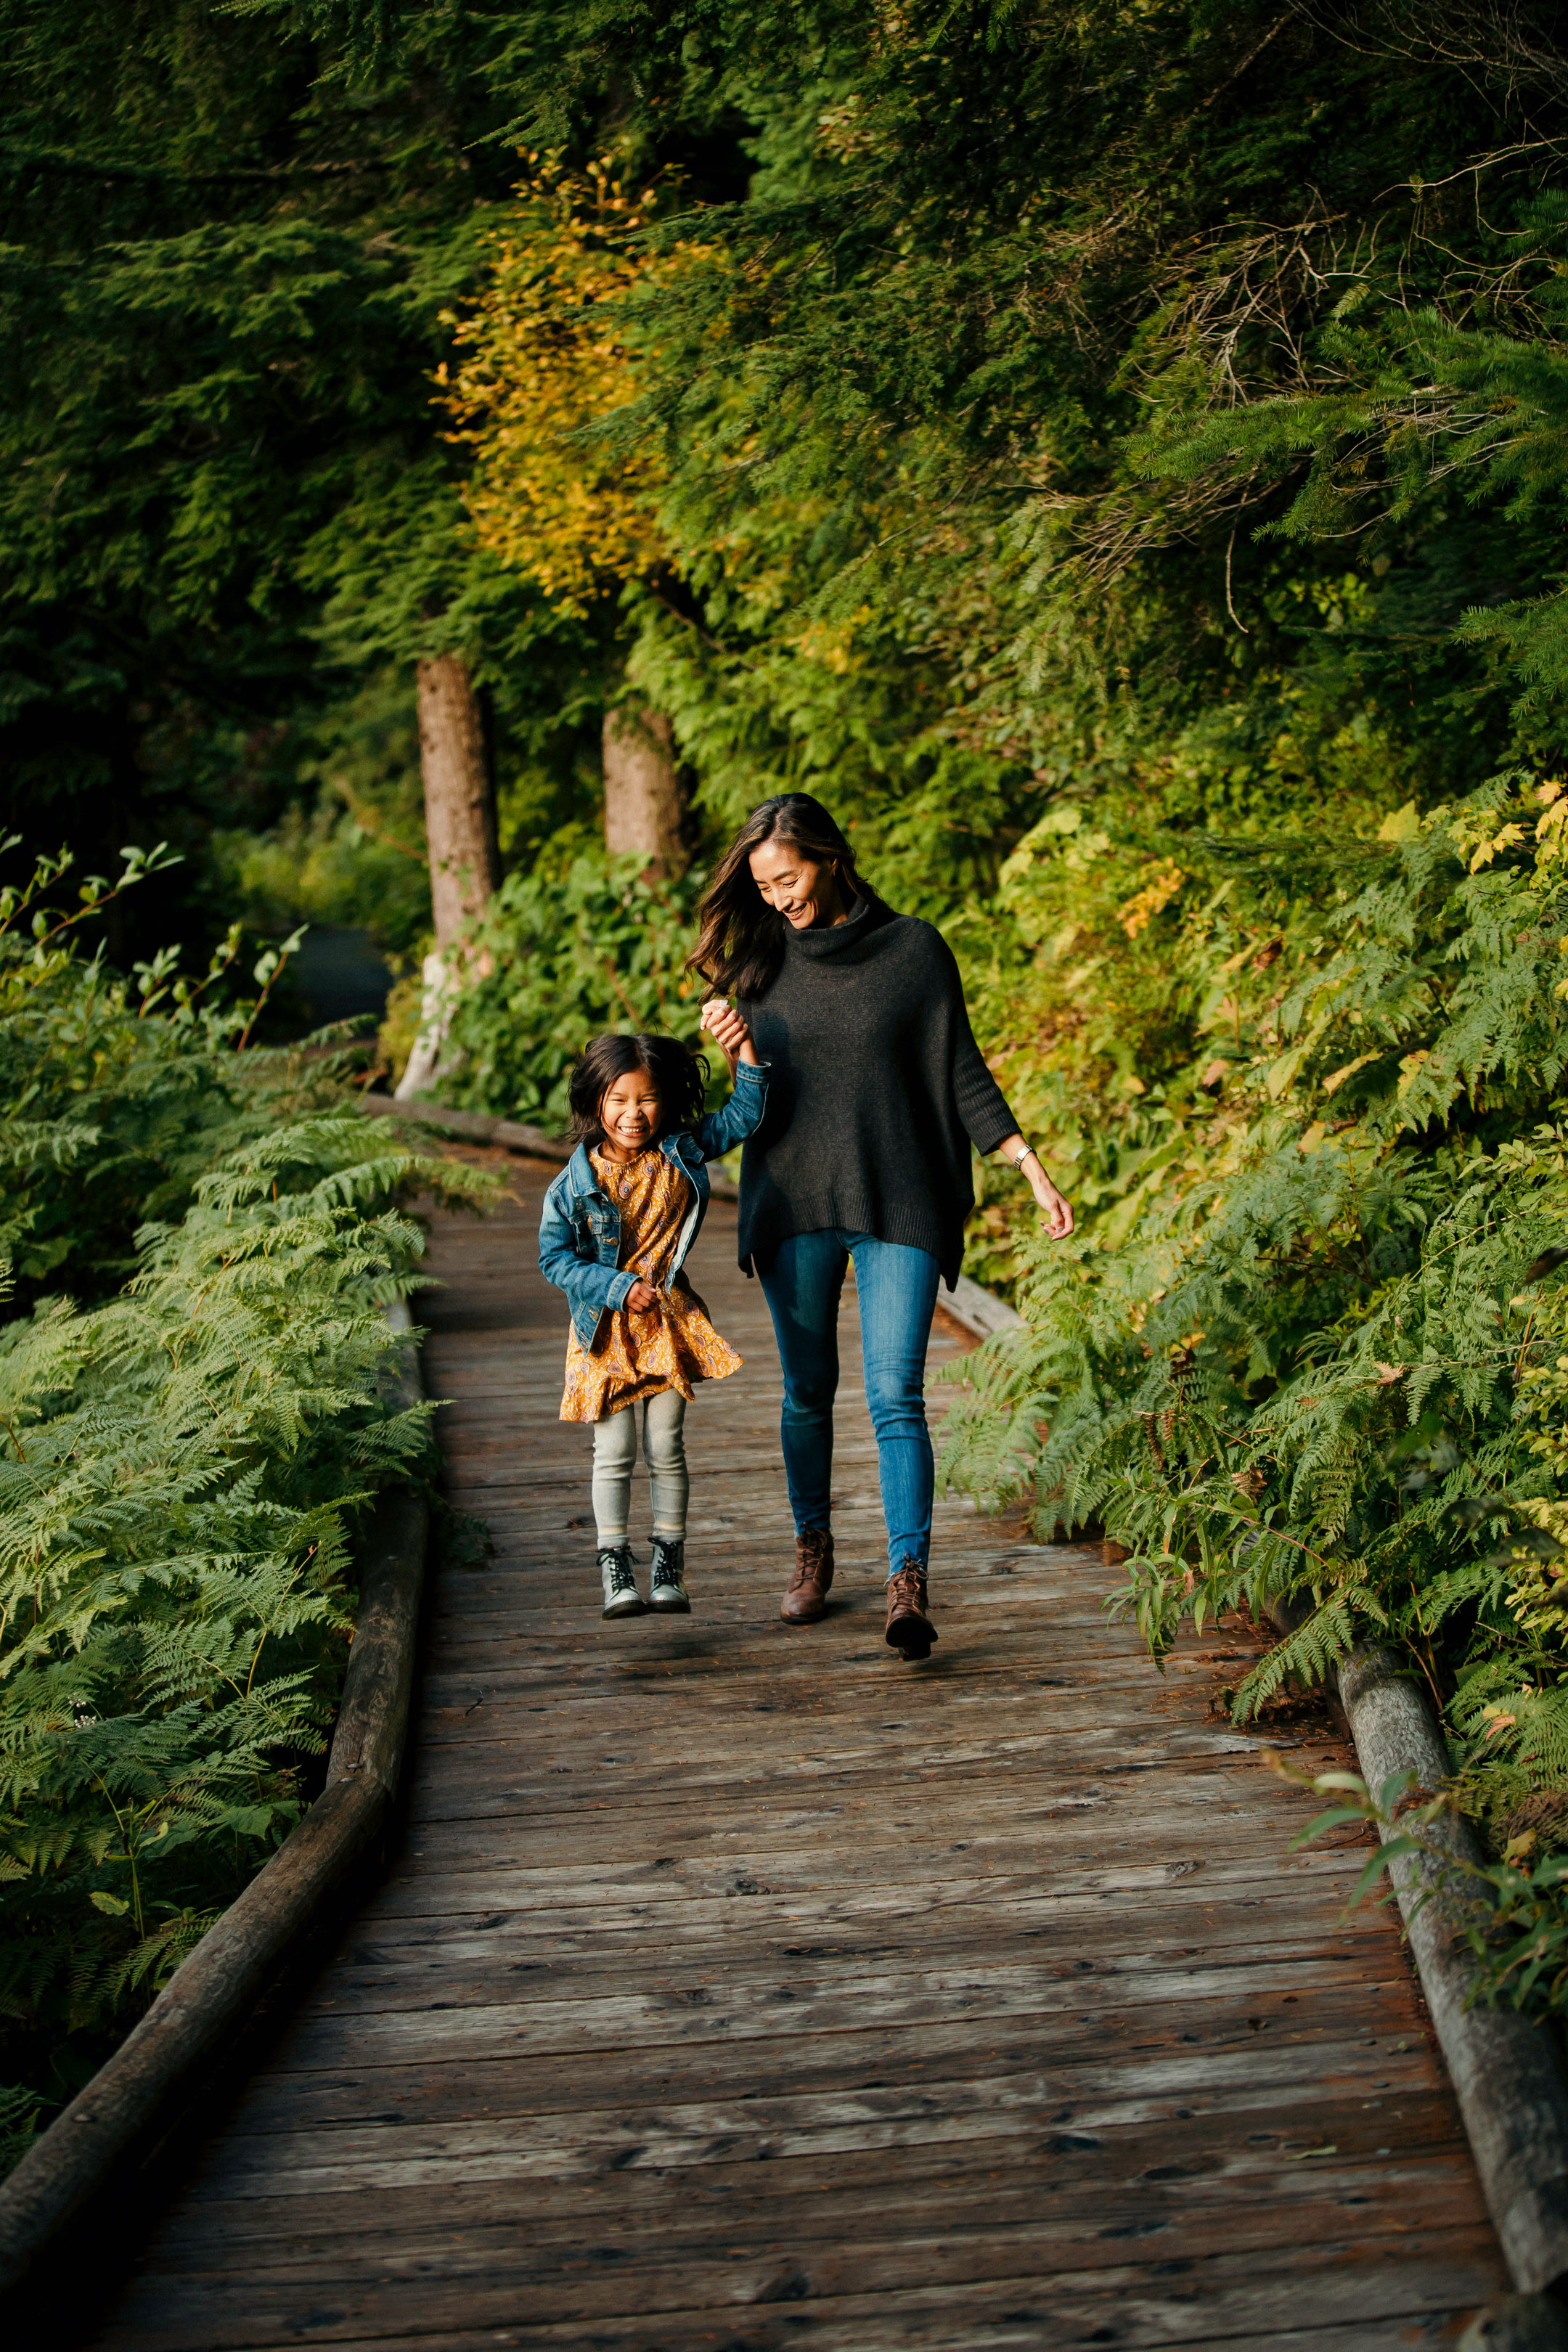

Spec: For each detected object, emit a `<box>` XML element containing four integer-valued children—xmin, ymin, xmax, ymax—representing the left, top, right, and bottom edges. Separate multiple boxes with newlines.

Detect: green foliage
<box><xmin>1289</xmin><ymin>1763</ymin><xmax>1568</xmax><ymax>2020</ymax></box>
<box><xmin>0</xmin><ymin>836</ymin><xmax>249</xmax><ymax>1306</ymax></box>
<box><xmin>0</xmin><ymin>2080</ymin><xmax>48</xmax><ymax>2171</ymax></box>
<box><xmin>442</xmin><ymin>849</ymin><xmax>711</xmax><ymax>1128</ymax></box>
<box><xmin>211</xmin><ymin>671</ymin><xmax>432</xmax><ymax>965</ymax></box>
<box><xmin>0</xmin><ymin>0</ymin><xmax>596</xmax><ymax>964</ymax></box>
<box><xmin>1143</xmin><ymin>191</ymin><xmax>1568</xmax><ymax>714</ymax></box>
<box><xmin>938</xmin><ymin>781</ymin><xmax>1568</xmax><ymax>2009</ymax></box>
<box><xmin>0</xmin><ymin>845</ymin><xmax>494</xmax><ymax>2147</ymax></box>
<box><xmin>0</xmin><ymin>1123</ymin><xmax>428</xmax><ymax>2081</ymax></box>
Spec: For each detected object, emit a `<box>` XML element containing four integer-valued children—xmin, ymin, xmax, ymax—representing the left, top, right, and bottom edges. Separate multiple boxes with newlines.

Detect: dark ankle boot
<box><xmin>780</xmin><ymin>1527</ymin><xmax>834</xmax><ymax>1624</ymax></box>
<box><xmin>598</xmin><ymin>1545</ymin><xmax>644</xmax><ymax>1619</ymax></box>
<box><xmin>648</xmin><ymin>1537</ymin><xmax>690</xmax><ymax>1613</ymax></box>
<box><xmin>885</xmin><ymin>1561</ymin><xmax>936</xmax><ymax>1659</ymax></box>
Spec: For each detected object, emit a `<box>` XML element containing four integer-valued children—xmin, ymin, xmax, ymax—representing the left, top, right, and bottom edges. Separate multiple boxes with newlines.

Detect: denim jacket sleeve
<box><xmin>536</xmin><ymin>1181</ymin><xmax>639</xmax><ymax>1320</ymax></box>
<box><xmin>693</xmin><ymin>1058</ymin><xmax>769</xmax><ymax>1162</ymax></box>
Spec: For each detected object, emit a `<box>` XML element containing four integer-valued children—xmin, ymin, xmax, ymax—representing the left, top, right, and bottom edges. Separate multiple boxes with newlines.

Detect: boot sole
<box><xmin>886</xmin><ymin>1617</ymin><xmax>937</xmax><ymax>1659</ymax></box>
<box><xmin>601</xmin><ymin>1599</ymin><xmax>647</xmax><ymax>1619</ymax></box>
<box><xmin>650</xmin><ymin>1593</ymin><xmax>691</xmax><ymax>1613</ymax></box>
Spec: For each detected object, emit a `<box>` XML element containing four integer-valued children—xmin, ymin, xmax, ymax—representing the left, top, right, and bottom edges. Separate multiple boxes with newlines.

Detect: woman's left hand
<box><xmin>1032</xmin><ymin>1169</ymin><xmax>1074</xmax><ymax>1238</ymax></box>
<box><xmin>995</xmin><ymin>1137</ymin><xmax>1073</xmax><ymax>1236</ymax></box>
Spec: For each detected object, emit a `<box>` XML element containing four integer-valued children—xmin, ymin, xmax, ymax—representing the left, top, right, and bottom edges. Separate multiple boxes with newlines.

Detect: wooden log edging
<box><xmin>0</xmin><ymin>1303</ymin><xmax>430</xmax><ymax>2306</ymax></box>
<box><xmin>1265</xmin><ymin>1611</ymin><xmax>1568</xmax><ymax>2338</ymax></box>
<box><xmin>359</xmin><ymin>1085</ymin><xmax>576</xmax><ymax>1168</ymax></box>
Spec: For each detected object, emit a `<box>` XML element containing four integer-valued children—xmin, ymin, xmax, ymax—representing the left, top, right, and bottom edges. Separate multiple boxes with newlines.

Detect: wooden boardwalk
<box><xmin>88</xmin><ymin>1165</ymin><xmax>1507</xmax><ymax>2349</ymax></box>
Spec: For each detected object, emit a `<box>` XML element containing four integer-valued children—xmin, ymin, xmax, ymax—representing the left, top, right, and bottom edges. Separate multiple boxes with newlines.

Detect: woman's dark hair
<box><xmin>567</xmin><ymin>1033</ymin><xmax>709</xmax><ymax>1148</ymax></box>
<box><xmin>687</xmin><ymin>792</ymin><xmax>887</xmax><ymax>1002</ymax></box>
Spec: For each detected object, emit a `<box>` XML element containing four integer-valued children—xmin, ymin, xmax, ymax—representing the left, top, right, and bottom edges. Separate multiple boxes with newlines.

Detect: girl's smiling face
<box><xmin>748</xmin><ymin>838</ymin><xmax>849</xmax><ymax>930</ymax></box>
<box><xmin>598</xmin><ymin>1068</ymin><xmax>663</xmax><ymax>1160</ymax></box>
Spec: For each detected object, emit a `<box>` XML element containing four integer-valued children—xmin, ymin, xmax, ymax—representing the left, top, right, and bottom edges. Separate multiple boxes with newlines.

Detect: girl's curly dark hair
<box><xmin>567</xmin><ymin>1033</ymin><xmax>709</xmax><ymax>1148</ymax></box>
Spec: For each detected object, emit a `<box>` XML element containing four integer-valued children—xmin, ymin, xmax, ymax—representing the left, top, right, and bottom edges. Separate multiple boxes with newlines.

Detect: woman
<box><xmin>693</xmin><ymin>793</ymin><xmax>1073</xmax><ymax>1662</ymax></box>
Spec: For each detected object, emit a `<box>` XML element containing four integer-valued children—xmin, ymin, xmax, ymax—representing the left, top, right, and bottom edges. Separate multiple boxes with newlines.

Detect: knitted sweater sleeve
<box><xmin>933</xmin><ymin>932</ymin><xmax>1018</xmax><ymax>1155</ymax></box>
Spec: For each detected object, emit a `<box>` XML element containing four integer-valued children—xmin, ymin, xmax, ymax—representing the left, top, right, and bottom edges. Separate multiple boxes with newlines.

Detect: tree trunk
<box><xmin>396</xmin><ymin>656</ymin><xmax>500</xmax><ymax>1103</ymax></box>
<box><xmin>417</xmin><ymin>653</ymin><xmax>500</xmax><ymax>950</ymax></box>
<box><xmin>603</xmin><ymin>706</ymin><xmax>685</xmax><ymax>878</ymax></box>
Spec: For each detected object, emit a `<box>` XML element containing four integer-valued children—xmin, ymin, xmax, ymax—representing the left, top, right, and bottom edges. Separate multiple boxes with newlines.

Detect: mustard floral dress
<box><xmin>560</xmin><ymin>1146</ymin><xmax>743</xmax><ymax>1424</ymax></box>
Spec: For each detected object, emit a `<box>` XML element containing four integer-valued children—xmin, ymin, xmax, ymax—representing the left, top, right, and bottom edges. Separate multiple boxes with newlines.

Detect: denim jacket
<box><xmin>537</xmin><ymin>1061</ymin><xmax>769</xmax><ymax>1352</ymax></box>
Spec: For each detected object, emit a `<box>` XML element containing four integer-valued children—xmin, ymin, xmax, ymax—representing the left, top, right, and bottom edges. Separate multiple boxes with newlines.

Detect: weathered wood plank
<box><xmin>207</xmin><ymin>2003</ymin><xmax>1433</xmax><ymax>2149</ymax></box>
<box><xmin>90</xmin><ymin>2239</ymin><xmax>1508</xmax><ymax>2352</ymax></box>
<box><xmin>86</xmin><ymin>2198</ymin><xmax>1503</xmax><ymax>2350</ymax></box>
<box><xmin>164</xmin><ymin>2038</ymin><xmax>1445</xmax><ymax>2195</ymax></box>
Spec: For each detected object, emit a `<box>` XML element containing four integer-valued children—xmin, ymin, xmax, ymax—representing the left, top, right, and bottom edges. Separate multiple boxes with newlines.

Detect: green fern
<box><xmin>1231</xmin><ymin>1591</ymin><xmax>1390</xmax><ymax>1724</ymax></box>
<box><xmin>943</xmin><ymin>785</ymin><xmax>1568</xmax><ymax>2014</ymax></box>
<box><xmin>0</xmin><ymin>848</ymin><xmax>497</xmax><ymax>2152</ymax></box>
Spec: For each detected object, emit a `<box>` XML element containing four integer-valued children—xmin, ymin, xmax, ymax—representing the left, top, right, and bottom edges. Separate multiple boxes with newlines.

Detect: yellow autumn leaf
<box><xmin>441</xmin><ymin>152</ymin><xmax>717</xmax><ymax>614</ymax></box>
<box><xmin>1116</xmin><ymin>860</ymin><xmax>1183</xmax><ymax>940</ymax></box>
<box><xmin>1376</xmin><ymin>800</ymin><xmax>1419</xmax><ymax>842</ymax></box>
<box><xmin>1322</xmin><ymin>1051</ymin><xmax>1377</xmax><ymax>1097</ymax></box>
<box><xmin>1469</xmin><ymin>821</ymin><xmax>1527</xmax><ymax>873</ymax></box>
<box><xmin>1266</xmin><ymin>1041</ymin><xmax>1309</xmax><ymax>1100</ymax></box>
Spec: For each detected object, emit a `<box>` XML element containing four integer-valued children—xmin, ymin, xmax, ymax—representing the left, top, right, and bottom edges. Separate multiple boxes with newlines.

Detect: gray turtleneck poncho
<box><xmin>735</xmin><ymin>897</ymin><xmax>1018</xmax><ymax>1288</ymax></box>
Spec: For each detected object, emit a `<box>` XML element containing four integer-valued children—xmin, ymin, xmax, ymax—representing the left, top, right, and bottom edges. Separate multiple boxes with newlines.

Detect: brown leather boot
<box><xmin>885</xmin><ymin>1561</ymin><xmax>936</xmax><ymax>1659</ymax></box>
<box><xmin>780</xmin><ymin>1527</ymin><xmax>834</xmax><ymax>1624</ymax></box>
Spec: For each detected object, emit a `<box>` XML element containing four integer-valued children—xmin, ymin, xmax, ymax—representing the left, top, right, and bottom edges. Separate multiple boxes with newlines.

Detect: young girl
<box><xmin>537</xmin><ymin>1018</ymin><xmax>765</xmax><ymax>1619</ymax></box>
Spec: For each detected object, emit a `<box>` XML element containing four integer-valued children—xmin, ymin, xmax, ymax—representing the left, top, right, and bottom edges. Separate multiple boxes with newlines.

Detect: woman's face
<box><xmin>748</xmin><ymin>838</ymin><xmax>846</xmax><ymax>929</ymax></box>
<box><xmin>599</xmin><ymin>1068</ymin><xmax>662</xmax><ymax>1157</ymax></box>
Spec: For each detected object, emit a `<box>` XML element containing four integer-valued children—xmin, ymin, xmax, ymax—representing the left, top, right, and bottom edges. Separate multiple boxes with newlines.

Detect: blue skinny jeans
<box><xmin>757</xmin><ymin>1229</ymin><xmax>941</xmax><ymax>1578</ymax></box>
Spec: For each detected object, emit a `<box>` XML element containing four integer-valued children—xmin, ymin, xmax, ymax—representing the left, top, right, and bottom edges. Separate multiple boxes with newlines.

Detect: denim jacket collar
<box><xmin>562</xmin><ymin>1131</ymin><xmax>703</xmax><ymax>1201</ymax></box>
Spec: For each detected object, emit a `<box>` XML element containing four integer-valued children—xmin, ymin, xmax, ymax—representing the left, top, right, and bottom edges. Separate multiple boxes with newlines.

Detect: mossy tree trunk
<box><xmin>417</xmin><ymin>654</ymin><xmax>501</xmax><ymax>949</ymax></box>
<box><xmin>396</xmin><ymin>655</ymin><xmax>500</xmax><ymax>1101</ymax></box>
<box><xmin>603</xmin><ymin>706</ymin><xmax>686</xmax><ymax>879</ymax></box>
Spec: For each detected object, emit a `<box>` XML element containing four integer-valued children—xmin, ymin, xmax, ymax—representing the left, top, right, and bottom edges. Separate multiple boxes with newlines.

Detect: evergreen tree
<box><xmin>0</xmin><ymin>0</ymin><xmax>597</xmax><ymax>961</ymax></box>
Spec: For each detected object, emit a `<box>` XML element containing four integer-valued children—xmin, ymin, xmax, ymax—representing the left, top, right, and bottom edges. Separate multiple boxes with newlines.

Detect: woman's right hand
<box><xmin>625</xmin><ymin>1279</ymin><xmax>658</xmax><ymax>1312</ymax></box>
<box><xmin>700</xmin><ymin>997</ymin><xmax>755</xmax><ymax>1066</ymax></box>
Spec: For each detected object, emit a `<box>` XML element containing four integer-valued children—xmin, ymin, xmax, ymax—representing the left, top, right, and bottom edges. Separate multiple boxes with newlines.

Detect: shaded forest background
<box><xmin>14</xmin><ymin>0</ymin><xmax>1568</xmax><ymax>2143</ymax></box>
<box><xmin>10</xmin><ymin>0</ymin><xmax>1568</xmax><ymax>1252</ymax></box>
<box><xmin>13</xmin><ymin>2</ymin><xmax>1564</xmax><ymax>1047</ymax></box>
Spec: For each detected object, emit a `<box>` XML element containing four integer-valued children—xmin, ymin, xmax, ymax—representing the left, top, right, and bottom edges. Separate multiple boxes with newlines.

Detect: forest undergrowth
<box><xmin>939</xmin><ymin>779</ymin><xmax>1568</xmax><ymax>2017</ymax></box>
<box><xmin>0</xmin><ymin>846</ymin><xmax>490</xmax><ymax>2173</ymax></box>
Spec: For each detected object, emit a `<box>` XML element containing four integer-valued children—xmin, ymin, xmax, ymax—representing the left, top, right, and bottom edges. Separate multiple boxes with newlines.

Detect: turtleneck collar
<box><xmin>782</xmin><ymin>892</ymin><xmax>892</xmax><ymax>961</ymax></box>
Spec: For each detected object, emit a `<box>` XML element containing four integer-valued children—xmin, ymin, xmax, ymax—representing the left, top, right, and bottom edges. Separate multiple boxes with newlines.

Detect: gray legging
<box><xmin>592</xmin><ymin>1389</ymin><xmax>688</xmax><ymax>1544</ymax></box>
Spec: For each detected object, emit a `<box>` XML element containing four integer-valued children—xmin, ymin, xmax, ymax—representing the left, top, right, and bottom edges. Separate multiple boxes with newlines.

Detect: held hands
<box><xmin>699</xmin><ymin>997</ymin><xmax>757</xmax><ymax>1067</ymax></box>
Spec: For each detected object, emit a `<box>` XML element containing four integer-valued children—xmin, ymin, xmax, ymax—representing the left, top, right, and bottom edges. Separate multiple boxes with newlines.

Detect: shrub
<box><xmin>0</xmin><ymin>846</ymin><xmax>491</xmax><ymax>2157</ymax></box>
<box><xmin>941</xmin><ymin>779</ymin><xmax>1568</xmax><ymax>2011</ymax></box>
<box><xmin>442</xmin><ymin>848</ymin><xmax>712</xmax><ymax>1127</ymax></box>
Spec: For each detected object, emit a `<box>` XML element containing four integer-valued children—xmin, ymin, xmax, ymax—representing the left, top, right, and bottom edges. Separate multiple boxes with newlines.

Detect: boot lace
<box><xmin>598</xmin><ymin>1546</ymin><xmax>639</xmax><ymax>1598</ymax></box>
<box><xmin>791</xmin><ymin>1528</ymin><xmax>832</xmax><ymax>1588</ymax></box>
